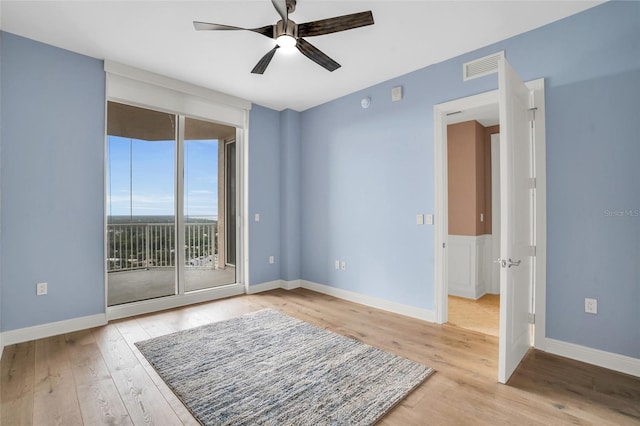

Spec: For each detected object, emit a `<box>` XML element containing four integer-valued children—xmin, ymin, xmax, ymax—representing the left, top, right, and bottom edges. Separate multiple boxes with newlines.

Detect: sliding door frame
<box><xmin>176</xmin><ymin>115</ymin><xmax>186</xmax><ymax>296</ymax></box>
<box><xmin>104</xmin><ymin>61</ymin><xmax>251</xmax><ymax>320</ymax></box>
<box><xmin>224</xmin><ymin>139</ymin><xmax>237</xmax><ymax>268</ymax></box>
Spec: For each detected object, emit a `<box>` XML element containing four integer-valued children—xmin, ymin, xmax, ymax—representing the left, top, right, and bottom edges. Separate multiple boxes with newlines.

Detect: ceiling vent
<box><xmin>463</xmin><ymin>51</ymin><xmax>505</xmax><ymax>81</ymax></box>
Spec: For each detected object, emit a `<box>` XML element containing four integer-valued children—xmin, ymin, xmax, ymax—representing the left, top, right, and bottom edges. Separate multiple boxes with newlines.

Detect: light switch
<box><xmin>254</xmin><ymin>213</ymin><xmax>260</xmax><ymax>222</ymax></box>
<box><xmin>392</xmin><ymin>86</ymin><xmax>403</xmax><ymax>102</ymax></box>
<box><xmin>416</xmin><ymin>214</ymin><xmax>424</xmax><ymax>225</ymax></box>
<box><xmin>425</xmin><ymin>214</ymin><xmax>434</xmax><ymax>225</ymax></box>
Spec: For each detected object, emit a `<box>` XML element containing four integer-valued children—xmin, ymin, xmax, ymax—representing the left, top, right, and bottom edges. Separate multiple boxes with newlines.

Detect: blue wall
<box><xmin>546</xmin><ymin>69</ymin><xmax>640</xmax><ymax>357</ymax></box>
<box><xmin>1</xmin><ymin>2</ymin><xmax>638</xmax><ymax>361</ymax></box>
<box><xmin>0</xmin><ymin>34</ymin><xmax>291</xmax><ymax>330</ymax></box>
<box><xmin>1</xmin><ymin>33</ymin><xmax>106</xmax><ymax>330</ymax></box>
<box><xmin>248</xmin><ymin>107</ymin><xmax>302</xmax><ymax>285</ymax></box>
<box><xmin>248</xmin><ymin>104</ymin><xmax>282</xmax><ymax>285</ymax></box>
<box><xmin>279</xmin><ymin>109</ymin><xmax>301</xmax><ymax>282</ymax></box>
<box><xmin>298</xmin><ymin>1</ymin><xmax>639</xmax><ymax>358</ymax></box>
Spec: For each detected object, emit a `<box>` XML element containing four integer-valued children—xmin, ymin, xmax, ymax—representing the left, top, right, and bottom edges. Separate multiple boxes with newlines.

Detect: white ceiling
<box><xmin>1</xmin><ymin>1</ymin><xmax>602</xmax><ymax>111</ymax></box>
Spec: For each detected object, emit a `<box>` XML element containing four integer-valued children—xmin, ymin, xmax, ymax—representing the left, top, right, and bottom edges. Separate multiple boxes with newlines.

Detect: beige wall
<box><xmin>447</xmin><ymin>121</ymin><xmax>498</xmax><ymax>236</ymax></box>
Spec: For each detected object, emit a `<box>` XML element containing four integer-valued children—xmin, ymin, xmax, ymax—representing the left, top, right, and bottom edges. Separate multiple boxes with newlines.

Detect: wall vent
<box><xmin>463</xmin><ymin>51</ymin><xmax>505</xmax><ymax>81</ymax></box>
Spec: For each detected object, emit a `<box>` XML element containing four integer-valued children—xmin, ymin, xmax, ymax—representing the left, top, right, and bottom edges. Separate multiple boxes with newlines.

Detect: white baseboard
<box><xmin>247</xmin><ymin>279</ymin><xmax>301</xmax><ymax>293</ymax></box>
<box><xmin>248</xmin><ymin>279</ymin><xmax>434</xmax><ymax>322</ymax></box>
<box><xmin>448</xmin><ymin>288</ymin><xmax>486</xmax><ymax>300</ymax></box>
<box><xmin>247</xmin><ymin>280</ymin><xmax>283</xmax><ymax>294</ymax></box>
<box><xmin>282</xmin><ymin>279</ymin><xmax>302</xmax><ymax>290</ymax></box>
<box><xmin>2</xmin><ymin>313</ymin><xmax>107</xmax><ymax>347</ymax></box>
<box><xmin>1</xmin><ymin>283</ymin><xmax>246</xmax><ymax>349</ymax></box>
<box><xmin>300</xmin><ymin>280</ymin><xmax>434</xmax><ymax>322</ymax></box>
<box><xmin>544</xmin><ymin>338</ymin><xmax>640</xmax><ymax>378</ymax></box>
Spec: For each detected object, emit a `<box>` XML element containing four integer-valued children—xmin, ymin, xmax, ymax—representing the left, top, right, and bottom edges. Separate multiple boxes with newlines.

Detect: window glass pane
<box><xmin>183</xmin><ymin>117</ymin><xmax>236</xmax><ymax>291</ymax></box>
<box><xmin>106</xmin><ymin>102</ymin><xmax>177</xmax><ymax>306</ymax></box>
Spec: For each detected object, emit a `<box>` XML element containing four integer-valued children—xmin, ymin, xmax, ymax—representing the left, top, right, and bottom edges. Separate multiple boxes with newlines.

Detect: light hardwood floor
<box><xmin>448</xmin><ymin>294</ymin><xmax>500</xmax><ymax>337</ymax></box>
<box><xmin>2</xmin><ymin>288</ymin><xmax>639</xmax><ymax>425</ymax></box>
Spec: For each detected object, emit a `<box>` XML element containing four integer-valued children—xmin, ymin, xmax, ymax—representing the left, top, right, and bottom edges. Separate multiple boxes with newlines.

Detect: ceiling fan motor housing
<box><xmin>276</xmin><ymin>19</ymin><xmax>298</xmax><ymax>40</ymax></box>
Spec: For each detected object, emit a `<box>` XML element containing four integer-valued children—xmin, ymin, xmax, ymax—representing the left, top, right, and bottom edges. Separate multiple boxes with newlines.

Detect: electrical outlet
<box><xmin>36</xmin><ymin>282</ymin><xmax>48</xmax><ymax>296</ymax></box>
<box><xmin>585</xmin><ymin>298</ymin><xmax>597</xmax><ymax>314</ymax></box>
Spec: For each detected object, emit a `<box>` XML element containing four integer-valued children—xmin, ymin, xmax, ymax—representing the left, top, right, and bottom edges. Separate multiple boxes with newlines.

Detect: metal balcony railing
<box><xmin>107</xmin><ymin>223</ymin><xmax>217</xmax><ymax>272</ymax></box>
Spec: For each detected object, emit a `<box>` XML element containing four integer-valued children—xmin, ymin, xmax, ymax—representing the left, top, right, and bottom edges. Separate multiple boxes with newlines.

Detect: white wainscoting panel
<box><xmin>448</xmin><ymin>234</ymin><xmax>492</xmax><ymax>299</ymax></box>
<box><xmin>477</xmin><ymin>234</ymin><xmax>492</xmax><ymax>296</ymax></box>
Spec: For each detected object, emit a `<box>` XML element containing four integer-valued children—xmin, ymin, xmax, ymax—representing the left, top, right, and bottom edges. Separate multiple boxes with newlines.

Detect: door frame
<box><xmin>433</xmin><ymin>78</ymin><xmax>547</xmax><ymax>352</ymax></box>
<box><xmin>103</xmin><ymin>61</ymin><xmax>250</xmax><ymax>321</ymax></box>
<box><xmin>224</xmin><ymin>139</ymin><xmax>237</xmax><ymax>267</ymax></box>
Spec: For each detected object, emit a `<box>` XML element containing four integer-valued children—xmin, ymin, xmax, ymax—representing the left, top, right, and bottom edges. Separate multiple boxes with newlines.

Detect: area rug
<box><xmin>135</xmin><ymin>309</ymin><xmax>434</xmax><ymax>426</ymax></box>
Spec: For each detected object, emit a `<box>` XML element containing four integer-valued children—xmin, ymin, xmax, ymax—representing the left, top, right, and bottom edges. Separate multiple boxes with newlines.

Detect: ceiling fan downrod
<box><xmin>286</xmin><ymin>0</ymin><xmax>296</xmax><ymax>14</ymax></box>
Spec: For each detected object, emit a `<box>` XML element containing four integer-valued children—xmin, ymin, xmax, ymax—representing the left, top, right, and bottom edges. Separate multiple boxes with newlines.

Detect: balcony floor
<box><xmin>107</xmin><ymin>267</ymin><xmax>236</xmax><ymax>306</ymax></box>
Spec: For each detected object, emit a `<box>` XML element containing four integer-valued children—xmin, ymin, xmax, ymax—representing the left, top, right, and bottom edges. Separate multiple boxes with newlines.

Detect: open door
<box><xmin>497</xmin><ymin>58</ymin><xmax>534</xmax><ymax>383</ymax></box>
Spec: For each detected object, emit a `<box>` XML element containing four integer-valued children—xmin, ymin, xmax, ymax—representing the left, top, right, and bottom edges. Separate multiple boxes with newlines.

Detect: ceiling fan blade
<box><xmin>251</xmin><ymin>46</ymin><xmax>280</xmax><ymax>74</ymax></box>
<box><xmin>193</xmin><ymin>21</ymin><xmax>274</xmax><ymax>38</ymax></box>
<box><xmin>298</xmin><ymin>11</ymin><xmax>374</xmax><ymax>37</ymax></box>
<box><xmin>296</xmin><ymin>38</ymin><xmax>340</xmax><ymax>72</ymax></box>
<box><xmin>271</xmin><ymin>0</ymin><xmax>288</xmax><ymax>26</ymax></box>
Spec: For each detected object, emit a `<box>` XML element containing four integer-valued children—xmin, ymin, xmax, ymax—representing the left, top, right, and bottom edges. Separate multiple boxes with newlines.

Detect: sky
<box><xmin>107</xmin><ymin>135</ymin><xmax>218</xmax><ymax>218</ymax></box>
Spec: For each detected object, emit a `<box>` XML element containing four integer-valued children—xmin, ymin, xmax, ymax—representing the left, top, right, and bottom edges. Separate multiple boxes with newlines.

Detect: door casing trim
<box><xmin>433</xmin><ymin>78</ymin><xmax>547</xmax><ymax>351</ymax></box>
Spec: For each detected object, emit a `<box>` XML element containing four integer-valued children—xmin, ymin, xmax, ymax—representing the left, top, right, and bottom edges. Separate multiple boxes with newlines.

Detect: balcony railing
<box><xmin>107</xmin><ymin>223</ymin><xmax>218</xmax><ymax>272</ymax></box>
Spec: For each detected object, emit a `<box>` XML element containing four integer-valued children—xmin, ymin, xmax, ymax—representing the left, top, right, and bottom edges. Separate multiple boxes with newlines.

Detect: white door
<box><xmin>498</xmin><ymin>58</ymin><xmax>534</xmax><ymax>383</ymax></box>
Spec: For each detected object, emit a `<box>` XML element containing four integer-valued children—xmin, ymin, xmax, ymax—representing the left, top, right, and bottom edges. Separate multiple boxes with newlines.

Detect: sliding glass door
<box><xmin>106</xmin><ymin>102</ymin><xmax>237</xmax><ymax>306</ymax></box>
<box><xmin>106</xmin><ymin>103</ymin><xmax>177</xmax><ymax>306</ymax></box>
<box><xmin>183</xmin><ymin>118</ymin><xmax>236</xmax><ymax>292</ymax></box>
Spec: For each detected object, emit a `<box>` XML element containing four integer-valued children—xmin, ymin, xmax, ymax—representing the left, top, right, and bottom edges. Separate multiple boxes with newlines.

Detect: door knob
<box><xmin>495</xmin><ymin>258</ymin><xmax>521</xmax><ymax>268</ymax></box>
<box><xmin>507</xmin><ymin>258</ymin><xmax>521</xmax><ymax>268</ymax></box>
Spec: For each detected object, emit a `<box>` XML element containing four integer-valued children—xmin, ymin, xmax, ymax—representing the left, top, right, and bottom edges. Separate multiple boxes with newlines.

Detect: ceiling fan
<box><xmin>193</xmin><ymin>0</ymin><xmax>374</xmax><ymax>74</ymax></box>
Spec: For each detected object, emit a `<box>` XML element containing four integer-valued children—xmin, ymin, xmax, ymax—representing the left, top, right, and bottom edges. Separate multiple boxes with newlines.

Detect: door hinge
<box><xmin>529</xmin><ymin>177</ymin><xmax>537</xmax><ymax>189</ymax></box>
<box><xmin>443</xmin><ymin>242</ymin><xmax>446</xmax><ymax>249</ymax></box>
<box><xmin>528</xmin><ymin>245</ymin><xmax>537</xmax><ymax>257</ymax></box>
<box><xmin>528</xmin><ymin>313</ymin><xmax>535</xmax><ymax>324</ymax></box>
<box><xmin>528</xmin><ymin>107</ymin><xmax>537</xmax><ymax>124</ymax></box>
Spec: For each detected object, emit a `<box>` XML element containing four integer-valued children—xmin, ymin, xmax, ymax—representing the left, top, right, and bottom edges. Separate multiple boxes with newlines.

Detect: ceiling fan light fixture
<box><xmin>276</xmin><ymin>34</ymin><xmax>297</xmax><ymax>52</ymax></box>
<box><xmin>194</xmin><ymin>1</ymin><xmax>374</xmax><ymax>73</ymax></box>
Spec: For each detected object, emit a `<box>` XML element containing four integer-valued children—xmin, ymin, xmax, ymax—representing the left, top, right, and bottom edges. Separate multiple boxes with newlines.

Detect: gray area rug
<box><xmin>135</xmin><ymin>309</ymin><xmax>434</xmax><ymax>425</ymax></box>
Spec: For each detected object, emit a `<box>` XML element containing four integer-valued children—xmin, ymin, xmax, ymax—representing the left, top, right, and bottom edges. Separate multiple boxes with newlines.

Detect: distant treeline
<box><xmin>108</xmin><ymin>215</ymin><xmax>217</xmax><ymax>224</ymax></box>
